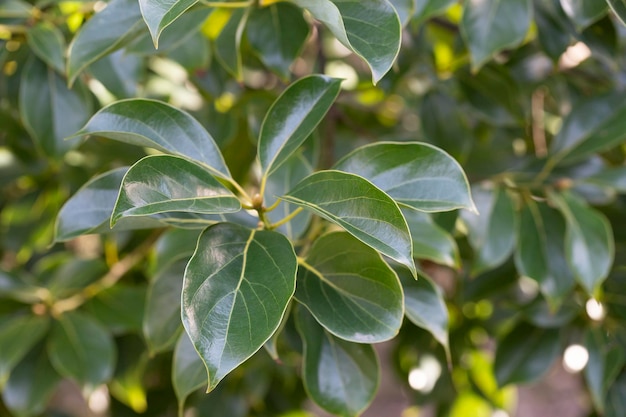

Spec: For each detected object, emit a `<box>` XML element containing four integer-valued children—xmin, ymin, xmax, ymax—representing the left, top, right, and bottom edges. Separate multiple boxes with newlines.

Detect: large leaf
<box><xmin>295</xmin><ymin>307</ymin><xmax>379</xmax><ymax>417</ymax></box>
<box><xmin>67</xmin><ymin>0</ymin><xmax>145</xmax><ymax>85</ymax></box>
<box><xmin>550</xmin><ymin>93</ymin><xmax>626</xmax><ymax>164</ymax></box>
<box><xmin>560</xmin><ymin>0</ymin><xmax>608</xmax><ymax>29</ymax></box>
<box><xmin>111</xmin><ymin>155</ymin><xmax>240</xmax><ymax>225</ymax></box>
<box><xmin>460</xmin><ymin>0</ymin><xmax>532</xmax><ymax>70</ymax></box>
<box><xmin>334</xmin><ymin>142</ymin><xmax>475</xmax><ymax>213</ymax></box>
<box><xmin>138</xmin><ymin>0</ymin><xmax>198</xmax><ymax>46</ymax></box>
<box><xmin>172</xmin><ymin>332</ymin><xmax>206</xmax><ymax>414</ymax></box>
<box><xmin>47</xmin><ymin>311</ymin><xmax>115</xmax><ymax>390</ymax></box>
<box><xmin>289</xmin><ymin>0</ymin><xmax>401</xmax><ymax>83</ymax></box>
<box><xmin>296</xmin><ymin>232</ymin><xmax>403</xmax><ymax>343</ymax></box>
<box><xmin>25</xmin><ymin>22</ymin><xmax>66</xmax><ymax>74</ymax></box>
<box><xmin>74</xmin><ymin>99</ymin><xmax>232</xmax><ymax>180</ymax></box>
<box><xmin>0</xmin><ymin>315</ymin><xmax>50</xmax><ymax>387</ymax></box>
<box><xmin>282</xmin><ymin>170</ymin><xmax>416</xmax><ymax>277</ymax></box>
<box><xmin>258</xmin><ymin>75</ymin><xmax>341</xmax><ymax>177</ymax></box>
<box><xmin>549</xmin><ymin>191</ymin><xmax>614</xmax><ymax>295</ymax></box>
<box><xmin>247</xmin><ymin>3</ymin><xmax>310</xmax><ymax>79</ymax></box>
<box><xmin>403</xmin><ymin>209</ymin><xmax>460</xmax><ymax>268</ymax></box>
<box><xmin>181</xmin><ymin>223</ymin><xmax>297</xmax><ymax>391</ymax></box>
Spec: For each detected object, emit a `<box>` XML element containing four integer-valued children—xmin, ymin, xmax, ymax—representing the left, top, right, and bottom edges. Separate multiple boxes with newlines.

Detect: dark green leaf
<box><xmin>534</xmin><ymin>0</ymin><xmax>575</xmax><ymax>61</ymax></box>
<box><xmin>89</xmin><ymin>50</ymin><xmax>143</xmax><ymax>98</ymax></box>
<box><xmin>48</xmin><ymin>311</ymin><xmax>116</xmax><ymax>390</ymax></box>
<box><xmin>403</xmin><ymin>209</ymin><xmax>460</xmax><ymax>268</ymax></box>
<box><xmin>283</xmin><ymin>170</ymin><xmax>416</xmax><ymax>277</ymax></box>
<box><xmin>415</xmin><ymin>0</ymin><xmax>456</xmax><ymax>21</ymax></box>
<box><xmin>296</xmin><ymin>232</ymin><xmax>403</xmax><ymax>343</ymax></box>
<box><xmin>138</xmin><ymin>0</ymin><xmax>198</xmax><ymax>46</ymax></box>
<box><xmin>494</xmin><ymin>323</ymin><xmax>560</xmax><ymax>386</ymax></box>
<box><xmin>585</xmin><ymin>327</ymin><xmax>625</xmax><ymax>414</ymax></box>
<box><xmin>111</xmin><ymin>155</ymin><xmax>240</xmax><ymax>226</ymax></box>
<box><xmin>152</xmin><ymin>228</ymin><xmax>201</xmax><ymax>272</ymax></box>
<box><xmin>334</xmin><ymin>142</ymin><xmax>476</xmax><ymax>213</ymax></box>
<box><xmin>173</xmin><ymin>332</ymin><xmax>206</xmax><ymax>414</ymax></box>
<box><xmin>607</xmin><ymin>0</ymin><xmax>626</xmax><ymax>26</ymax></box>
<box><xmin>560</xmin><ymin>0</ymin><xmax>608</xmax><ymax>29</ymax></box>
<box><xmin>0</xmin><ymin>270</ymin><xmax>39</xmax><ymax>304</ymax></box>
<box><xmin>85</xmin><ymin>285</ymin><xmax>146</xmax><ymax>334</ymax></box>
<box><xmin>259</xmin><ymin>75</ymin><xmax>341</xmax><ymax>177</ymax></box>
<box><xmin>607</xmin><ymin>373</ymin><xmax>626</xmax><ymax>417</ymax></box>
<box><xmin>181</xmin><ymin>223</ymin><xmax>297</xmax><ymax>391</ymax></box>
<box><xmin>25</xmin><ymin>22</ymin><xmax>66</xmax><ymax>74</ymax></box>
<box><xmin>214</xmin><ymin>8</ymin><xmax>249</xmax><ymax>81</ymax></box>
<box><xmin>295</xmin><ymin>307</ymin><xmax>379</xmax><ymax>417</ymax></box>
<box><xmin>46</xmin><ymin>258</ymin><xmax>107</xmax><ymax>299</ymax></box>
<box><xmin>460</xmin><ymin>0</ymin><xmax>532</xmax><ymax>70</ymax></box>
<box><xmin>515</xmin><ymin>201</ymin><xmax>550</xmax><ymax>286</ymax></box>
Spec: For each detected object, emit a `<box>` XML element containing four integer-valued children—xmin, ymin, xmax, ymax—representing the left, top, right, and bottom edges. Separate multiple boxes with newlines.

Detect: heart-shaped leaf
<box><xmin>0</xmin><ymin>315</ymin><xmax>50</xmax><ymax>387</ymax></box>
<box><xmin>112</xmin><ymin>155</ymin><xmax>240</xmax><ymax>226</ymax></box>
<box><xmin>74</xmin><ymin>99</ymin><xmax>232</xmax><ymax>180</ymax></box>
<box><xmin>334</xmin><ymin>142</ymin><xmax>475</xmax><ymax>213</ymax></box>
<box><xmin>282</xmin><ymin>170</ymin><xmax>416</xmax><ymax>277</ymax></box>
<box><xmin>138</xmin><ymin>0</ymin><xmax>198</xmax><ymax>47</ymax></box>
<box><xmin>290</xmin><ymin>0</ymin><xmax>401</xmax><ymax>83</ymax></box>
<box><xmin>296</xmin><ymin>232</ymin><xmax>403</xmax><ymax>343</ymax></box>
<box><xmin>182</xmin><ymin>223</ymin><xmax>297</xmax><ymax>391</ymax></box>
<box><xmin>172</xmin><ymin>332</ymin><xmax>206</xmax><ymax>414</ymax></box>
<box><xmin>259</xmin><ymin>75</ymin><xmax>341</xmax><ymax>178</ymax></box>
<box><xmin>295</xmin><ymin>307</ymin><xmax>379</xmax><ymax>417</ymax></box>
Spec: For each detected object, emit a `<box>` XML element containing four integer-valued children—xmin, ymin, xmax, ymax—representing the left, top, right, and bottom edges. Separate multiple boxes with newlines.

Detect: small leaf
<box><xmin>26</xmin><ymin>22</ymin><xmax>66</xmax><ymax>74</ymax></box>
<box><xmin>283</xmin><ymin>170</ymin><xmax>416</xmax><ymax>277</ymax></box>
<box><xmin>403</xmin><ymin>209</ymin><xmax>460</xmax><ymax>268</ymax></box>
<box><xmin>334</xmin><ymin>142</ymin><xmax>475</xmax><ymax>213</ymax></box>
<box><xmin>0</xmin><ymin>315</ymin><xmax>50</xmax><ymax>387</ymax></box>
<box><xmin>549</xmin><ymin>191</ymin><xmax>614</xmax><ymax>295</ymax></box>
<box><xmin>214</xmin><ymin>8</ymin><xmax>249</xmax><ymax>80</ymax></box>
<box><xmin>259</xmin><ymin>75</ymin><xmax>341</xmax><ymax>177</ymax></box>
<box><xmin>607</xmin><ymin>0</ymin><xmax>626</xmax><ymax>27</ymax></box>
<box><xmin>48</xmin><ymin>311</ymin><xmax>116</xmax><ymax>390</ymax></box>
<box><xmin>181</xmin><ymin>223</ymin><xmax>297</xmax><ymax>391</ymax></box>
<box><xmin>560</xmin><ymin>0</ymin><xmax>608</xmax><ymax>29</ymax></box>
<box><xmin>295</xmin><ymin>307</ymin><xmax>379</xmax><ymax>417</ymax></box>
<box><xmin>138</xmin><ymin>0</ymin><xmax>198</xmax><ymax>47</ymax></box>
<box><xmin>460</xmin><ymin>0</ymin><xmax>532</xmax><ymax>70</ymax></box>
<box><xmin>74</xmin><ymin>99</ymin><xmax>232</xmax><ymax>180</ymax></box>
<box><xmin>67</xmin><ymin>0</ymin><xmax>144</xmax><ymax>85</ymax></box>
<box><xmin>296</xmin><ymin>232</ymin><xmax>403</xmax><ymax>343</ymax></box>
<box><xmin>173</xmin><ymin>332</ymin><xmax>206</xmax><ymax>414</ymax></box>
<box><xmin>290</xmin><ymin>0</ymin><xmax>401</xmax><ymax>83</ymax></box>
<box><xmin>111</xmin><ymin>155</ymin><xmax>240</xmax><ymax>226</ymax></box>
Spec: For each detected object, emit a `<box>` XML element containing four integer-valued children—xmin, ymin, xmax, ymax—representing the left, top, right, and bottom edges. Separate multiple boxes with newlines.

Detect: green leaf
<box><xmin>461</xmin><ymin>186</ymin><xmax>516</xmax><ymax>275</ymax></box>
<box><xmin>403</xmin><ymin>209</ymin><xmax>460</xmax><ymax>268</ymax></box>
<box><xmin>334</xmin><ymin>142</ymin><xmax>476</xmax><ymax>213</ymax></box>
<box><xmin>607</xmin><ymin>0</ymin><xmax>626</xmax><ymax>26</ymax></box>
<box><xmin>289</xmin><ymin>0</ymin><xmax>401</xmax><ymax>83</ymax></box>
<box><xmin>47</xmin><ymin>311</ymin><xmax>116</xmax><ymax>390</ymax></box>
<box><xmin>214</xmin><ymin>8</ymin><xmax>249</xmax><ymax>81</ymax></box>
<box><xmin>26</xmin><ymin>22</ymin><xmax>66</xmax><ymax>74</ymax></box>
<box><xmin>415</xmin><ymin>0</ymin><xmax>456</xmax><ymax>22</ymax></box>
<box><xmin>247</xmin><ymin>3</ymin><xmax>310</xmax><ymax>79</ymax></box>
<box><xmin>152</xmin><ymin>228</ymin><xmax>201</xmax><ymax>273</ymax></box>
<box><xmin>19</xmin><ymin>57</ymin><xmax>92</xmax><ymax>157</ymax></box>
<box><xmin>460</xmin><ymin>0</ymin><xmax>532</xmax><ymax>70</ymax></box>
<box><xmin>550</xmin><ymin>93</ymin><xmax>626</xmax><ymax>163</ymax></box>
<box><xmin>535</xmin><ymin>0</ymin><xmax>575</xmax><ymax>61</ymax></box>
<box><xmin>582</xmin><ymin>166</ymin><xmax>626</xmax><ymax>192</ymax></box>
<box><xmin>0</xmin><ymin>270</ymin><xmax>39</xmax><ymax>304</ymax></box>
<box><xmin>283</xmin><ymin>170</ymin><xmax>416</xmax><ymax>277</ymax></box>
<box><xmin>607</xmin><ymin>373</ymin><xmax>626</xmax><ymax>417</ymax></box>
<box><xmin>89</xmin><ymin>50</ymin><xmax>143</xmax><ymax>98</ymax></box>
<box><xmin>0</xmin><ymin>315</ymin><xmax>50</xmax><ymax>387</ymax></box>
<box><xmin>296</xmin><ymin>232</ymin><xmax>403</xmax><ymax>343</ymax></box>
<box><xmin>85</xmin><ymin>285</ymin><xmax>146</xmax><ymax>334</ymax></box>
<box><xmin>494</xmin><ymin>322</ymin><xmax>560</xmax><ymax>387</ymax></box>
<box><xmin>111</xmin><ymin>155</ymin><xmax>240</xmax><ymax>226</ymax></box>
<box><xmin>549</xmin><ymin>191</ymin><xmax>614</xmax><ymax>295</ymax></box>
<box><xmin>295</xmin><ymin>307</ymin><xmax>379</xmax><ymax>417</ymax></box>
<box><xmin>74</xmin><ymin>99</ymin><xmax>232</xmax><ymax>180</ymax></box>
<box><xmin>259</xmin><ymin>75</ymin><xmax>341</xmax><ymax>177</ymax></box>
<box><xmin>144</xmin><ymin>260</ymin><xmax>185</xmax><ymax>354</ymax></box>
<box><xmin>181</xmin><ymin>223</ymin><xmax>297</xmax><ymax>392</ymax></box>
<box><xmin>46</xmin><ymin>258</ymin><xmax>107</xmax><ymax>299</ymax></box>
<box><xmin>389</xmin><ymin>0</ymin><xmax>415</xmax><ymax>24</ymax></box>
<box><xmin>138</xmin><ymin>0</ymin><xmax>198</xmax><ymax>47</ymax></box>
<box><xmin>585</xmin><ymin>327</ymin><xmax>625</xmax><ymax>414</ymax></box>
<box><xmin>67</xmin><ymin>0</ymin><xmax>144</xmax><ymax>85</ymax></box>
<box><xmin>173</xmin><ymin>332</ymin><xmax>206</xmax><ymax>414</ymax></box>
<box><xmin>560</xmin><ymin>0</ymin><xmax>608</xmax><ymax>29</ymax></box>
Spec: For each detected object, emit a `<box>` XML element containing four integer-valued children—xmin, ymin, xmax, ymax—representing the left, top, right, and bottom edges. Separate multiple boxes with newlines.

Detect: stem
<box><xmin>265</xmin><ymin>198</ymin><xmax>282</xmax><ymax>213</ymax></box>
<box><xmin>229</xmin><ymin>179</ymin><xmax>253</xmax><ymax>207</ymax></box>
<box><xmin>269</xmin><ymin>207</ymin><xmax>303</xmax><ymax>230</ymax></box>
<box><xmin>198</xmin><ymin>0</ymin><xmax>253</xmax><ymax>7</ymax></box>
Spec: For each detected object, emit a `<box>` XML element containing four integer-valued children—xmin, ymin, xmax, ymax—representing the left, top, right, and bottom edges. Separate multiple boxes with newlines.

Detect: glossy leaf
<box><xmin>460</xmin><ymin>0</ymin><xmax>532</xmax><ymax>70</ymax></box>
<box><xmin>138</xmin><ymin>0</ymin><xmax>198</xmax><ymax>46</ymax></box>
<box><xmin>111</xmin><ymin>155</ymin><xmax>240</xmax><ymax>225</ymax></box>
<box><xmin>403</xmin><ymin>209</ymin><xmax>460</xmax><ymax>268</ymax></box>
<box><xmin>258</xmin><ymin>75</ymin><xmax>341</xmax><ymax>177</ymax></box>
<box><xmin>0</xmin><ymin>315</ymin><xmax>50</xmax><ymax>387</ymax></box>
<box><xmin>494</xmin><ymin>323</ymin><xmax>560</xmax><ymax>387</ymax></box>
<box><xmin>181</xmin><ymin>223</ymin><xmax>297</xmax><ymax>391</ymax></box>
<box><xmin>74</xmin><ymin>99</ymin><xmax>232</xmax><ymax>180</ymax></box>
<box><xmin>549</xmin><ymin>191</ymin><xmax>614</xmax><ymax>295</ymax></box>
<box><xmin>283</xmin><ymin>170</ymin><xmax>416</xmax><ymax>277</ymax></box>
<box><xmin>47</xmin><ymin>311</ymin><xmax>115</xmax><ymax>390</ymax></box>
<box><xmin>247</xmin><ymin>3</ymin><xmax>310</xmax><ymax>79</ymax></box>
<box><xmin>415</xmin><ymin>0</ymin><xmax>456</xmax><ymax>21</ymax></box>
<box><xmin>26</xmin><ymin>23</ymin><xmax>66</xmax><ymax>74</ymax></box>
<box><xmin>214</xmin><ymin>8</ymin><xmax>248</xmax><ymax>80</ymax></box>
<box><xmin>462</xmin><ymin>186</ymin><xmax>516</xmax><ymax>275</ymax></box>
<box><xmin>296</xmin><ymin>232</ymin><xmax>403</xmax><ymax>343</ymax></box>
<box><xmin>290</xmin><ymin>0</ymin><xmax>401</xmax><ymax>83</ymax></box>
<box><xmin>607</xmin><ymin>0</ymin><xmax>626</xmax><ymax>26</ymax></box>
<box><xmin>67</xmin><ymin>0</ymin><xmax>144</xmax><ymax>85</ymax></box>
<box><xmin>560</xmin><ymin>0</ymin><xmax>608</xmax><ymax>29</ymax></box>
<box><xmin>334</xmin><ymin>142</ymin><xmax>475</xmax><ymax>213</ymax></box>
<box><xmin>173</xmin><ymin>332</ymin><xmax>206</xmax><ymax>414</ymax></box>
<box><xmin>296</xmin><ymin>307</ymin><xmax>379</xmax><ymax>417</ymax></box>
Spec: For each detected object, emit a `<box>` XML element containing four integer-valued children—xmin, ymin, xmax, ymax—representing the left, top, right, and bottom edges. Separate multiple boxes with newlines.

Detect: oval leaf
<box><xmin>0</xmin><ymin>315</ymin><xmax>50</xmax><ymax>387</ymax></box>
<box><xmin>112</xmin><ymin>155</ymin><xmax>240</xmax><ymax>225</ymax></box>
<box><xmin>282</xmin><ymin>170</ymin><xmax>416</xmax><ymax>277</ymax></box>
<box><xmin>181</xmin><ymin>223</ymin><xmax>297</xmax><ymax>392</ymax></box>
<box><xmin>403</xmin><ymin>209</ymin><xmax>460</xmax><ymax>268</ymax></box>
<box><xmin>74</xmin><ymin>99</ymin><xmax>232</xmax><ymax>180</ymax></box>
<box><xmin>259</xmin><ymin>75</ymin><xmax>341</xmax><ymax>177</ymax></box>
<box><xmin>334</xmin><ymin>142</ymin><xmax>475</xmax><ymax>213</ymax></box>
<box><xmin>295</xmin><ymin>307</ymin><xmax>379</xmax><ymax>417</ymax></box>
<box><xmin>138</xmin><ymin>0</ymin><xmax>198</xmax><ymax>47</ymax></box>
<box><xmin>296</xmin><ymin>232</ymin><xmax>403</xmax><ymax>343</ymax></box>
<box><xmin>173</xmin><ymin>332</ymin><xmax>206</xmax><ymax>414</ymax></box>
<box><xmin>26</xmin><ymin>22</ymin><xmax>66</xmax><ymax>74</ymax></box>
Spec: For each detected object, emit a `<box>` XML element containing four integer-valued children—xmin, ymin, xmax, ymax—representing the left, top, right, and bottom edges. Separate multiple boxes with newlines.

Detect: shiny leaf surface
<box><xmin>138</xmin><ymin>0</ymin><xmax>198</xmax><ymax>46</ymax></box>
